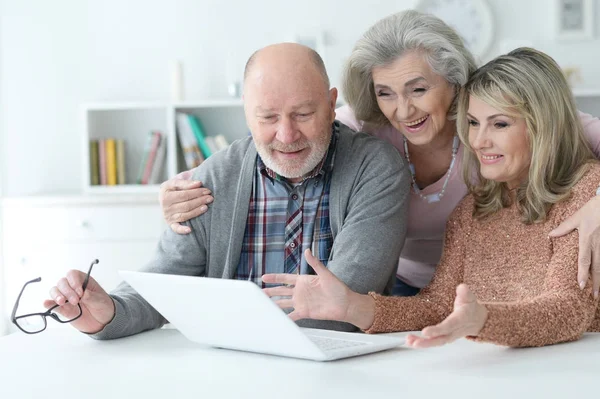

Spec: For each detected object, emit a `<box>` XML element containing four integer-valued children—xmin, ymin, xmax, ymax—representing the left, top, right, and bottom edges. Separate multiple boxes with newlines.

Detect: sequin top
<box><xmin>365</xmin><ymin>164</ymin><xmax>600</xmax><ymax>347</ymax></box>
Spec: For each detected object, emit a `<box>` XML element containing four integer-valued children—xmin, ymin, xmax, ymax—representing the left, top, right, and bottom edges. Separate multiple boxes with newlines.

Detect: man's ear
<box><xmin>329</xmin><ymin>88</ymin><xmax>338</xmax><ymax>121</ymax></box>
<box><xmin>329</xmin><ymin>88</ymin><xmax>338</xmax><ymax>109</ymax></box>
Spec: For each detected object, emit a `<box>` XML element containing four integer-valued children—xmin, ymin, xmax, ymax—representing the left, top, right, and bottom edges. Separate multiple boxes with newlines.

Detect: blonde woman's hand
<box><xmin>405</xmin><ymin>284</ymin><xmax>488</xmax><ymax>348</ymax></box>
<box><xmin>550</xmin><ymin>195</ymin><xmax>600</xmax><ymax>298</ymax></box>
<box><xmin>262</xmin><ymin>249</ymin><xmax>375</xmax><ymax>328</ymax></box>
<box><xmin>158</xmin><ymin>169</ymin><xmax>213</xmax><ymax>235</ymax></box>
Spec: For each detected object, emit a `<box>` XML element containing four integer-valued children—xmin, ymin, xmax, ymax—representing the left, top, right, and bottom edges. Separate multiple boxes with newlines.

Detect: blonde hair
<box><xmin>342</xmin><ymin>10</ymin><xmax>477</xmax><ymax>126</ymax></box>
<box><xmin>457</xmin><ymin>47</ymin><xmax>595</xmax><ymax>223</ymax></box>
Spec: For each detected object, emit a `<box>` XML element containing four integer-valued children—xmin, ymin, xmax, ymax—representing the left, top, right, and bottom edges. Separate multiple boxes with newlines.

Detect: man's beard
<box><xmin>256</xmin><ymin>131</ymin><xmax>331</xmax><ymax>179</ymax></box>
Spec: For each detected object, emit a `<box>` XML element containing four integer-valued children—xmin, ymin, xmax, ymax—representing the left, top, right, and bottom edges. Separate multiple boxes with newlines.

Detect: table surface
<box><xmin>1</xmin><ymin>327</ymin><xmax>598</xmax><ymax>399</ymax></box>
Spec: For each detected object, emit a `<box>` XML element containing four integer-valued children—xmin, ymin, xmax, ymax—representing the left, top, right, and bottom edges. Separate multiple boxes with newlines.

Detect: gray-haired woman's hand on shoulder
<box><xmin>550</xmin><ymin>196</ymin><xmax>600</xmax><ymax>298</ymax></box>
<box><xmin>158</xmin><ymin>168</ymin><xmax>214</xmax><ymax>235</ymax></box>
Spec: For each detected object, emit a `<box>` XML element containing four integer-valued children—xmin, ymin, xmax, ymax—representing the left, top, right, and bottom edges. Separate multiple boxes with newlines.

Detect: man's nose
<box><xmin>275</xmin><ymin>118</ymin><xmax>300</xmax><ymax>144</ymax></box>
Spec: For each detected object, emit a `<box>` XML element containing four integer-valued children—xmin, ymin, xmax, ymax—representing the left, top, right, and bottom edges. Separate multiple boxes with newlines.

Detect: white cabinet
<box><xmin>1</xmin><ymin>195</ymin><xmax>166</xmax><ymax>333</ymax></box>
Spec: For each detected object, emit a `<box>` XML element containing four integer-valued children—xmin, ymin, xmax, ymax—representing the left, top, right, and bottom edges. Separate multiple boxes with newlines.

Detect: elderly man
<box><xmin>43</xmin><ymin>43</ymin><xmax>410</xmax><ymax>338</ymax></box>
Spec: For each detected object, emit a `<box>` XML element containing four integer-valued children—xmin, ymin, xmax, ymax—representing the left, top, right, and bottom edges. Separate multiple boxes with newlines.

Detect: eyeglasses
<box><xmin>11</xmin><ymin>259</ymin><xmax>99</xmax><ymax>334</ymax></box>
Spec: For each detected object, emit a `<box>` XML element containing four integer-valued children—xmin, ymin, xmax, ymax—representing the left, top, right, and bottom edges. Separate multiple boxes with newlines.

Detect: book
<box><xmin>141</xmin><ymin>132</ymin><xmax>162</xmax><ymax>184</ymax></box>
<box><xmin>204</xmin><ymin>136</ymin><xmax>219</xmax><ymax>155</ymax></box>
<box><xmin>176</xmin><ymin>113</ymin><xmax>204</xmax><ymax>169</ymax></box>
<box><xmin>105</xmin><ymin>139</ymin><xmax>117</xmax><ymax>186</ymax></box>
<box><xmin>187</xmin><ymin>114</ymin><xmax>213</xmax><ymax>158</ymax></box>
<box><xmin>116</xmin><ymin>139</ymin><xmax>126</xmax><ymax>185</ymax></box>
<box><xmin>89</xmin><ymin>140</ymin><xmax>100</xmax><ymax>186</ymax></box>
<box><xmin>149</xmin><ymin>138</ymin><xmax>167</xmax><ymax>184</ymax></box>
<box><xmin>136</xmin><ymin>132</ymin><xmax>155</xmax><ymax>184</ymax></box>
<box><xmin>99</xmin><ymin>139</ymin><xmax>107</xmax><ymax>185</ymax></box>
<box><xmin>214</xmin><ymin>134</ymin><xmax>229</xmax><ymax>151</ymax></box>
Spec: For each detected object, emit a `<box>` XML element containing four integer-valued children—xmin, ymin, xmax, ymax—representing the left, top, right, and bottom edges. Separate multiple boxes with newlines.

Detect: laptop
<box><xmin>119</xmin><ymin>271</ymin><xmax>404</xmax><ymax>361</ymax></box>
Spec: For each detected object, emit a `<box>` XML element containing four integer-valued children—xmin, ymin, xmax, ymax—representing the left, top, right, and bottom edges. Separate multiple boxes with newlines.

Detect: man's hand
<box><xmin>43</xmin><ymin>270</ymin><xmax>115</xmax><ymax>334</ymax></box>
<box><xmin>405</xmin><ymin>284</ymin><xmax>488</xmax><ymax>348</ymax></box>
<box><xmin>550</xmin><ymin>195</ymin><xmax>600</xmax><ymax>298</ymax></box>
<box><xmin>158</xmin><ymin>171</ymin><xmax>213</xmax><ymax>235</ymax></box>
<box><xmin>261</xmin><ymin>249</ymin><xmax>370</xmax><ymax>326</ymax></box>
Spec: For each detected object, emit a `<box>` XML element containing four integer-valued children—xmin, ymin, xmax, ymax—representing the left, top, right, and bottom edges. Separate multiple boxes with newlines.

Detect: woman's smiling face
<box><xmin>372</xmin><ymin>51</ymin><xmax>456</xmax><ymax>146</ymax></box>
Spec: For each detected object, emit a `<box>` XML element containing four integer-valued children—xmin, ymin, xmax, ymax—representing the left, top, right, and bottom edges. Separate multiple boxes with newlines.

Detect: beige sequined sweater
<box><xmin>366</xmin><ymin>165</ymin><xmax>600</xmax><ymax>347</ymax></box>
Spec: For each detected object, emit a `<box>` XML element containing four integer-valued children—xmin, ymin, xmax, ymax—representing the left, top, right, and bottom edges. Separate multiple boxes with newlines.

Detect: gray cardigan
<box><xmin>93</xmin><ymin>122</ymin><xmax>410</xmax><ymax>339</ymax></box>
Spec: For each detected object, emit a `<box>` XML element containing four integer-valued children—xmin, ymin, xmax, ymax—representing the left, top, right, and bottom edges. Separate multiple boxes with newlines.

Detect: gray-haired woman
<box><xmin>159</xmin><ymin>10</ymin><xmax>600</xmax><ymax>297</ymax></box>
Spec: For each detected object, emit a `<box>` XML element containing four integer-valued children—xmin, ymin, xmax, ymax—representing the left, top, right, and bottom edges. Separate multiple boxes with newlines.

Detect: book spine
<box><xmin>187</xmin><ymin>114</ymin><xmax>213</xmax><ymax>158</ymax></box>
<box><xmin>90</xmin><ymin>140</ymin><xmax>100</xmax><ymax>186</ymax></box>
<box><xmin>136</xmin><ymin>132</ymin><xmax>154</xmax><ymax>184</ymax></box>
<box><xmin>176</xmin><ymin>113</ymin><xmax>203</xmax><ymax>169</ymax></box>
<box><xmin>116</xmin><ymin>139</ymin><xmax>126</xmax><ymax>185</ymax></box>
<box><xmin>106</xmin><ymin>139</ymin><xmax>117</xmax><ymax>186</ymax></box>
<box><xmin>149</xmin><ymin>139</ymin><xmax>167</xmax><ymax>184</ymax></box>
<box><xmin>142</xmin><ymin>132</ymin><xmax>161</xmax><ymax>184</ymax></box>
<box><xmin>99</xmin><ymin>139</ymin><xmax>107</xmax><ymax>185</ymax></box>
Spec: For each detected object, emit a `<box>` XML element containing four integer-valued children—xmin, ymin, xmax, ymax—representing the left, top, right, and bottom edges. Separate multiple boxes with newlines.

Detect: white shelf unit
<box><xmin>573</xmin><ymin>89</ymin><xmax>600</xmax><ymax>120</ymax></box>
<box><xmin>82</xmin><ymin>100</ymin><xmax>247</xmax><ymax>194</ymax></box>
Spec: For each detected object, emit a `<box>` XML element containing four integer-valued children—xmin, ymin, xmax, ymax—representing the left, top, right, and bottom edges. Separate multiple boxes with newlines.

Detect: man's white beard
<box><xmin>256</xmin><ymin>133</ymin><xmax>331</xmax><ymax>179</ymax></box>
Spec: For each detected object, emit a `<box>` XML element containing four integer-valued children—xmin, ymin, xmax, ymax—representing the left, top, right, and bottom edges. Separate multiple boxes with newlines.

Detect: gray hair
<box><xmin>343</xmin><ymin>10</ymin><xmax>477</xmax><ymax>126</ymax></box>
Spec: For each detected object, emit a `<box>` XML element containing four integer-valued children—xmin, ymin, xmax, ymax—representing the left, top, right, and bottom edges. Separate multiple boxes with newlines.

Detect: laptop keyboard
<box><xmin>307</xmin><ymin>335</ymin><xmax>370</xmax><ymax>352</ymax></box>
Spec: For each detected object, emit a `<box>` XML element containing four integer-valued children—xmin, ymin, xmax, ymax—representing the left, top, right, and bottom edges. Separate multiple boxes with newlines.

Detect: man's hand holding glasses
<box><xmin>12</xmin><ymin>259</ymin><xmax>116</xmax><ymax>335</ymax></box>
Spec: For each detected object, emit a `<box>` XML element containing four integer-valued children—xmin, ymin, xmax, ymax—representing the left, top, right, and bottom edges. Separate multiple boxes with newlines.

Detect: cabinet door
<box><xmin>4</xmin><ymin>240</ymin><xmax>158</xmax><ymax>322</ymax></box>
<box><xmin>3</xmin><ymin>204</ymin><xmax>165</xmax><ymax>242</ymax></box>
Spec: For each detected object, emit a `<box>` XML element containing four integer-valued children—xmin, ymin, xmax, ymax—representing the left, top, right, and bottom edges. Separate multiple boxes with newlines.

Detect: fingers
<box><xmin>549</xmin><ymin>213</ymin><xmax>578</xmax><ymax>237</ymax></box>
<box><xmin>49</xmin><ymin>286</ymin><xmax>67</xmax><ymax>306</ymax></box>
<box><xmin>274</xmin><ymin>299</ymin><xmax>294</xmax><ymax>309</ymax></box>
<box><xmin>161</xmin><ymin>179</ymin><xmax>202</xmax><ymax>193</ymax></box>
<box><xmin>174</xmin><ymin>170</ymin><xmax>198</xmax><ymax>181</ymax></box>
<box><xmin>577</xmin><ymin>235</ymin><xmax>592</xmax><ymax>289</ymax></box>
<box><xmin>304</xmin><ymin>249</ymin><xmax>328</xmax><ymax>275</ymax></box>
<box><xmin>49</xmin><ymin>270</ymin><xmax>86</xmax><ymax>306</ymax></box>
<box><xmin>592</xmin><ymin>249</ymin><xmax>600</xmax><ymax>299</ymax></box>
<box><xmin>170</xmin><ymin>222</ymin><xmax>192</xmax><ymax>235</ymax></box>
<box><xmin>407</xmin><ymin>334</ymin><xmax>453</xmax><ymax>349</ymax></box>
<box><xmin>261</xmin><ymin>273</ymin><xmax>298</xmax><ymax>285</ymax></box>
<box><xmin>262</xmin><ymin>286</ymin><xmax>294</xmax><ymax>298</ymax></box>
<box><xmin>43</xmin><ymin>299</ymin><xmax>56</xmax><ymax>309</ymax></box>
<box><xmin>164</xmin><ymin>191</ymin><xmax>213</xmax><ymax>225</ymax></box>
<box><xmin>170</xmin><ymin>195</ymin><xmax>212</xmax><ymax>220</ymax></box>
<box><xmin>421</xmin><ymin>314</ymin><xmax>461</xmax><ymax>339</ymax></box>
<box><xmin>288</xmin><ymin>310</ymin><xmax>303</xmax><ymax>322</ymax></box>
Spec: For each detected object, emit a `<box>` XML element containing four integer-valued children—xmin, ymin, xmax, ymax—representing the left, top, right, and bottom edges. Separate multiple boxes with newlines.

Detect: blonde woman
<box><xmin>262</xmin><ymin>48</ymin><xmax>600</xmax><ymax>348</ymax></box>
<box><xmin>160</xmin><ymin>11</ymin><xmax>600</xmax><ymax>297</ymax></box>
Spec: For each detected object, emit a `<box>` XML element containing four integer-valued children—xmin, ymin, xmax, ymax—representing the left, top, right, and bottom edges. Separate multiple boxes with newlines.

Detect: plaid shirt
<box><xmin>234</xmin><ymin>126</ymin><xmax>337</xmax><ymax>287</ymax></box>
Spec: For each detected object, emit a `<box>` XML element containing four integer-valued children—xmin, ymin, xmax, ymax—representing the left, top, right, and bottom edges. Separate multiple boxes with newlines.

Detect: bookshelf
<box><xmin>82</xmin><ymin>100</ymin><xmax>247</xmax><ymax>194</ymax></box>
<box><xmin>573</xmin><ymin>88</ymin><xmax>600</xmax><ymax>125</ymax></box>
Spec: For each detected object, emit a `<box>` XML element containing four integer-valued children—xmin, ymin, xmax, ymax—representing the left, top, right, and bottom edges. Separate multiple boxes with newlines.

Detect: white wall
<box><xmin>1</xmin><ymin>0</ymin><xmax>600</xmax><ymax>196</ymax></box>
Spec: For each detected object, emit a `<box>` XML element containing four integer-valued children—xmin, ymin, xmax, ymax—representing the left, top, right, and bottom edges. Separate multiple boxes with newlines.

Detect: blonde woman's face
<box><xmin>372</xmin><ymin>51</ymin><xmax>455</xmax><ymax>146</ymax></box>
<box><xmin>466</xmin><ymin>96</ymin><xmax>531</xmax><ymax>188</ymax></box>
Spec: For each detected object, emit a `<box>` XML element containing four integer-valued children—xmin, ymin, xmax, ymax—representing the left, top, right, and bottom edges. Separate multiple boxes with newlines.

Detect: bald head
<box><xmin>244</xmin><ymin>43</ymin><xmax>330</xmax><ymax>89</ymax></box>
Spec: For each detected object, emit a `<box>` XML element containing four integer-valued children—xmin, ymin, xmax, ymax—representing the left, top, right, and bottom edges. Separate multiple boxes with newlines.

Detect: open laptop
<box><xmin>119</xmin><ymin>271</ymin><xmax>404</xmax><ymax>361</ymax></box>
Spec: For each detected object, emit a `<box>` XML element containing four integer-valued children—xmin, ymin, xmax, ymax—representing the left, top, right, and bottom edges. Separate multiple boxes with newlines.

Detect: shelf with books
<box><xmin>82</xmin><ymin>101</ymin><xmax>248</xmax><ymax>194</ymax></box>
<box><xmin>172</xmin><ymin>103</ymin><xmax>248</xmax><ymax>173</ymax></box>
<box><xmin>82</xmin><ymin>105</ymin><xmax>170</xmax><ymax>194</ymax></box>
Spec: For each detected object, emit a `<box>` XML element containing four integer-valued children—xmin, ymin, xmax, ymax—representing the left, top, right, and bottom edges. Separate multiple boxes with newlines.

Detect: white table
<box><xmin>0</xmin><ymin>327</ymin><xmax>598</xmax><ymax>399</ymax></box>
